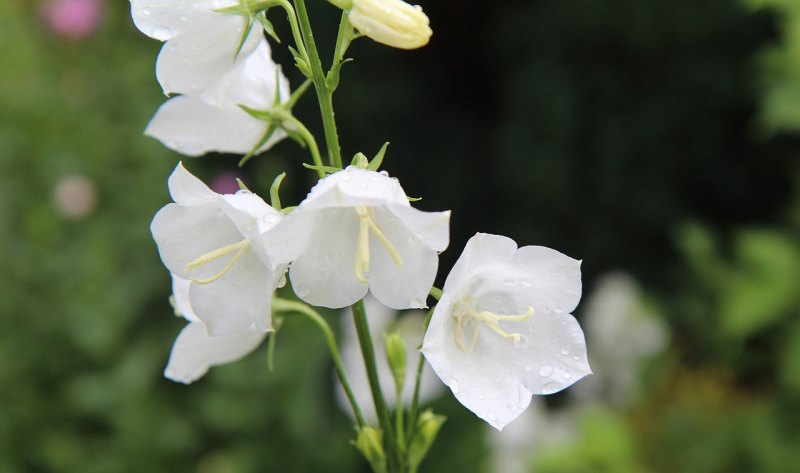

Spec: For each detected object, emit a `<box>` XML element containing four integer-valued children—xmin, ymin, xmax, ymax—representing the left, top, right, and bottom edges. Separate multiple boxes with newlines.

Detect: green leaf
<box><xmin>367</xmin><ymin>142</ymin><xmax>390</xmax><ymax>171</ymax></box>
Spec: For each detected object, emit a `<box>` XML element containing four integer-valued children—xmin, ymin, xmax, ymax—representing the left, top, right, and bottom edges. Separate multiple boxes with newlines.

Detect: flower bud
<box><xmin>408</xmin><ymin>410</ymin><xmax>446</xmax><ymax>472</ymax></box>
<box><xmin>353</xmin><ymin>427</ymin><xmax>387</xmax><ymax>473</ymax></box>
<box><xmin>348</xmin><ymin>0</ymin><xmax>432</xmax><ymax>50</ymax></box>
<box><xmin>384</xmin><ymin>331</ymin><xmax>407</xmax><ymax>392</ymax></box>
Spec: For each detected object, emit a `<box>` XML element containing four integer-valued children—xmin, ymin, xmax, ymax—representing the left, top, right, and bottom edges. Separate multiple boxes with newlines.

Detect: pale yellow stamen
<box><xmin>184</xmin><ymin>239</ymin><xmax>250</xmax><ymax>285</ymax></box>
<box><xmin>453</xmin><ymin>302</ymin><xmax>535</xmax><ymax>352</ymax></box>
<box><xmin>353</xmin><ymin>206</ymin><xmax>404</xmax><ymax>283</ymax></box>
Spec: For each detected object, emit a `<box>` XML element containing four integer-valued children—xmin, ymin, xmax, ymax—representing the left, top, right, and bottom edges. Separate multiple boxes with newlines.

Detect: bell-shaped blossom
<box><xmin>570</xmin><ymin>273</ymin><xmax>668</xmax><ymax>407</ymax></box>
<box><xmin>336</xmin><ymin>296</ymin><xmax>444</xmax><ymax>423</ymax></box>
<box><xmin>130</xmin><ymin>0</ymin><xmax>263</xmax><ymax>105</ymax></box>
<box><xmin>421</xmin><ymin>233</ymin><xmax>590</xmax><ymax>430</ymax></box>
<box><xmin>144</xmin><ymin>38</ymin><xmax>290</xmax><ymax>157</ymax></box>
<box><xmin>151</xmin><ymin>162</ymin><xmax>285</xmax><ymax>336</ymax></box>
<box><xmin>165</xmin><ymin>275</ymin><xmax>267</xmax><ymax>384</ymax></box>
<box><xmin>348</xmin><ymin>0</ymin><xmax>432</xmax><ymax>50</ymax></box>
<box><xmin>264</xmin><ymin>166</ymin><xmax>450</xmax><ymax>310</ymax></box>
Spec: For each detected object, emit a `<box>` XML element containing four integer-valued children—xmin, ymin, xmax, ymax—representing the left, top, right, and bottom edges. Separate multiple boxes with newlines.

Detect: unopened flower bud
<box><xmin>384</xmin><ymin>331</ymin><xmax>407</xmax><ymax>392</ymax></box>
<box><xmin>408</xmin><ymin>410</ymin><xmax>446</xmax><ymax>472</ymax></box>
<box><xmin>348</xmin><ymin>0</ymin><xmax>432</xmax><ymax>50</ymax></box>
<box><xmin>353</xmin><ymin>426</ymin><xmax>387</xmax><ymax>473</ymax></box>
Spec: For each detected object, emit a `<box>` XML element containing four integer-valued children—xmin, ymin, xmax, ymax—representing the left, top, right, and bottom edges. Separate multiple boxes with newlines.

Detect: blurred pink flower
<box><xmin>42</xmin><ymin>0</ymin><xmax>103</xmax><ymax>40</ymax></box>
<box><xmin>210</xmin><ymin>171</ymin><xmax>245</xmax><ymax>195</ymax></box>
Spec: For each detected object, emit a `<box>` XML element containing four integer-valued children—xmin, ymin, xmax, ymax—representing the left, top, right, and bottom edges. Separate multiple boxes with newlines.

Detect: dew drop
<box><xmin>524</xmin><ymin>365</ymin><xmax>533</xmax><ymax>373</ymax></box>
<box><xmin>538</xmin><ymin>365</ymin><xmax>553</xmax><ymax>377</ymax></box>
<box><xmin>560</xmin><ymin>347</ymin><xmax>571</xmax><ymax>356</ymax></box>
<box><xmin>150</xmin><ymin>26</ymin><xmax>174</xmax><ymax>41</ymax></box>
<box><xmin>142</xmin><ymin>7</ymin><xmax>152</xmax><ymax>16</ymax></box>
<box><xmin>562</xmin><ymin>371</ymin><xmax>572</xmax><ymax>380</ymax></box>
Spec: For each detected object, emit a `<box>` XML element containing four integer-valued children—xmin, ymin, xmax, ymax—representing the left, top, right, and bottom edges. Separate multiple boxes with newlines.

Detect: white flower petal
<box><xmin>289</xmin><ymin>208</ymin><xmax>368</xmax><ymax>308</ymax></box>
<box><xmin>144</xmin><ymin>95</ymin><xmax>285</xmax><ymax>157</ymax></box>
<box><xmin>189</xmin><ymin>253</ymin><xmax>273</xmax><ymax>335</ymax></box>
<box><xmin>509</xmin><ymin>311</ymin><xmax>591</xmax><ymax>395</ymax></box>
<box><xmin>170</xmin><ymin>274</ymin><xmax>199</xmax><ymax>322</ymax></box>
<box><xmin>387</xmin><ymin>204</ymin><xmax>450</xmax><ymax>252</ymax></box>
<box><xmin>422</xmin><ymin>295</ymin><xmax>531</xmax><ymax>430</ymax></box>
<box><xmin>130</xmin><ymin>0</ymin><xmax>237</xmax><ymax>41</ymax></box>
<box><xmin>443</xmin><ymin>233</ymin><xmax>518</xmax><ymax>294</ymax></box>
<box><xmin>164</xmin><ymin>321</ymin><xmax>266</xmax><ymax>384</ymax></box>
<box><xmin>155</xmin><ymin>25</ymin><xmax>262</xmax><ymax>102</ymax></box>
<box><xmin>512</xmin><ymin>245</ymin><xmax>582</xmax><ymax>313</ymax></box>
<box><xmin>219</xmin><ymin>192</ymin><xmax>281</xmax><ymax>265</ymax></box>
<box><xmin>368</xmin><ymin>209</ymin><xmax>438</xmax><ymax>309</ymax></box>
<box><xmin>151</xmin><ymin>202</ymin><xmax>243</xmax><ymax>279</ymax></box>
<box><xmin>302</xmin><ymin>167</ymin><xmax>410</xmax><ymax>210</ymax></box>
<box><xmin>167</xmin><ymin>162</ymin><xmax>218</xmax><ymax>205</ymax></box>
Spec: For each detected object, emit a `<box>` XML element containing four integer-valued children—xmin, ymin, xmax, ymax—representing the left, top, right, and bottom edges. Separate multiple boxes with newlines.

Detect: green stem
<box><xmin>281</xmin><ymin>113</ymin><xmax>325</xmax><ymax>178</ymax></box>
<box><xmin>294</xmin><ymin>0</ymin><xmax>343</xmax><ymax>168</ymax></box>
<box><xmin>272</xmin><ymin>0</ymin><xmax>309</xmax><ymax>60</ymax></box>
<box><xmin>405</xmin><ymin>306</ymin><xmax>435</xmax><ymax>442</ymax></box>
<box><xmin>273</xmin><ymin>298</ymin><xmax>366</xmax><ymax>428</ymax></box>
<box><xmin>351</xmin><ymin>299</ymin><xmax>397</xmax><ymax>470</ymax></box>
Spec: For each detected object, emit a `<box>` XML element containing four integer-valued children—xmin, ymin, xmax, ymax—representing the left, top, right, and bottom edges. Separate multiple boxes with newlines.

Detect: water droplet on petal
<box><xmin>142</xmin><ymin>7</ymin><xmax>152</xmax><ymax>16</ymax></box>
<box><xmin>524</xmin><ymin>365</ymin><xmax>533</xmax><ymax>373</ymax></box>
<box><xmin>563</xmin><ymin>371</ymin><xmax>572</xmax><ymax>380</ymax></box>
<box><xmin>538</xmin><ymin>365</ymin><xmax>553</xmax><ymax>377</ymax></box>
<box><xmin>560</xmin><ymin>347</ymin><xmax>571</xmax><ymax>356</ymax></box>
<box><xmin>150</xmin><ymin>26</ymin><xmax>173</xmax><ymax>41</ymax></box>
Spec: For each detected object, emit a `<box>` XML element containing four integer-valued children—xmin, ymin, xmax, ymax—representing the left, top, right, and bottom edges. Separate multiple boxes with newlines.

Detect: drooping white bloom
<box><xmin>165</xmin><ymin>275</ymin><xmax>267</xmax><ymax>384</ymax></box>
<box><xmin>348</xmin><ymin>0</ymin><xmax>432</xmax><ymax>50</ymax></box>
<box><xmin>144</xmin><ymin>39</ymin><xmax>290</xmax><ymax>157</ymax></box>
<box><xmin>265</xmin><ymin>166</ymin><xmax>450</xmax><ymax>310</ymax></box>
<box><xmin>421</xmin><ymin>233</ymin><xmax>590</xmax><ymax>431</ymax></box>
<box><xmin>151</xmin><ymin>162</ymin><xmax>285</xmax><ymax>336</ymax></box>
<box><xmin>130</xmin><ymin>0</ymin><xmax>262</xmax><ymax>104</ymax></box>
<box><xmin>335</xmin><ymin>296</ymin><xmax>444</xmax><ymax>423</ymax></box>
<box><xmin>570</xmin><ymin>273</ymin><xmax>668</xmax><ymax>407</ymax></box>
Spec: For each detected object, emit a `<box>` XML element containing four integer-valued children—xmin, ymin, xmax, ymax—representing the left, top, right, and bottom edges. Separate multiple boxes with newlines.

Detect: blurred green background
<box><xmin>2</xmin><ymin>0</ymin><xmax>800</xmax><ymax>471</ymax></box>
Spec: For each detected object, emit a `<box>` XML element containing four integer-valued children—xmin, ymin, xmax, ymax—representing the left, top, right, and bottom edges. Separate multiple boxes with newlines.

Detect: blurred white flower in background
<box><xmin>571</xmin><ymin>272</ymin><xmax>669</xmax><ymax>407</ymax></box>
<box><xmin>336</xmin><ymin>296</ymin><xmax>444</xmax><ymax>423</ymax></box>
<box><xmin>53</xmin><ymin>173</ymin><xmax>98</xmax><ymax>219</ymax></box>
<box><xmin>486</xmin><ymin>397</ymin><xmax>576</xmax><ymax>473</ymax></box>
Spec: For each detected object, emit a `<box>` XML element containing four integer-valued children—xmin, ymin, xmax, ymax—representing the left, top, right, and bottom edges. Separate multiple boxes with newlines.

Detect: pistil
<box><xmin>353</xmin><ymin>206</ymin><xmax>404</xmax><ymax>283</ymax></box>
<box><xmin>453</xmin><ymin>301</ymin><xmax>535</xmax><ymax>352</ymax></box>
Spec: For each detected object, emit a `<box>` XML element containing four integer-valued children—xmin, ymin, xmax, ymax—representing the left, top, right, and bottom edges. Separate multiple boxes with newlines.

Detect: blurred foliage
<box><xmin>2</xmin><ymin>0</ymin><xmax>800</xmax><ymax>472</ymax></box>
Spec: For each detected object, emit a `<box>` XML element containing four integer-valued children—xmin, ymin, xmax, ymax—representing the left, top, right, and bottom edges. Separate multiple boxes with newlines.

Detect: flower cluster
<box><xmin>131</xmin><ymin>0</ymin><xmax>290</xmax><ymax>156</ymax></box>
<box><xmin>134</xmin><ymin>0</ymin><xmax>591</xmax><ymax>467</ymax></box>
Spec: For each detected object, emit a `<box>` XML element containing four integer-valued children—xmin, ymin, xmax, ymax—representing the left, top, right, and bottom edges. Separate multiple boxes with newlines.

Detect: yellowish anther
<box><xmin>353</xmin><ymin>206</ymin><xmax>404</xmax><ymax>283</ymax></box>
<box><xmin>184</xmin><ymin>239</ymin><xmax>250</xmax><ymax>285</ymax></box>
<box><xmin>453</xmin><ymin>303</ymin><xmax>535</xmax><ymax>352</ymax></box>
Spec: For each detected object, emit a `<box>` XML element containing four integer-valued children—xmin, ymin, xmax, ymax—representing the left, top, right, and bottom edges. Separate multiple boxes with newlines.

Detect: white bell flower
<box><xmin>165</xmin><ymin>275</ymin><xmax>267</xmax><ymax>384</ymax></box>
<box><xmin>421</xmin><ymin>233</ymin><xmax>591</xmax><ymax>431</ymax></box>
<box><xmin>130</xmin><ymin>0</ymin><xmax>263</xmax><ymax>105</ymax></box>
<box><xmin>264</xmin><ymin>166</ymin><xmax>450</xmax><ymax>310</ymax></box>
<box><xmin>151</xmin><ymin>162</ymin><xmax>285</xmax><ymax>336</ymax></box>
<box><xmin>143</xmin><ymin>39</ymin><xmax>290</xmax><ymax>157</ymax></box>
